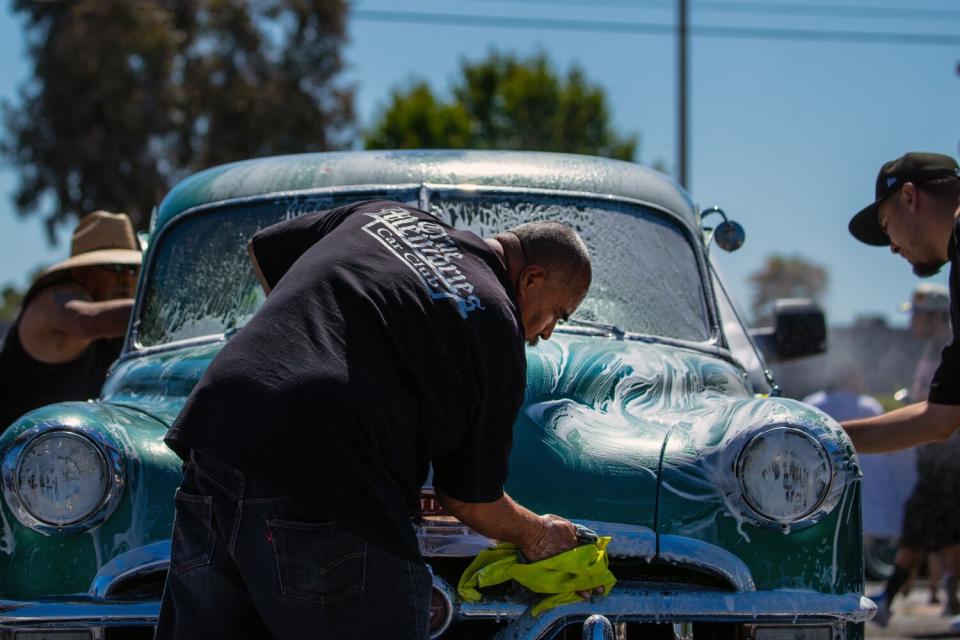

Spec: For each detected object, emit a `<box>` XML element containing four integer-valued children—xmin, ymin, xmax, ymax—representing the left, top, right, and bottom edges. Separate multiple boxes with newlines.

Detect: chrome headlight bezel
<box><xmin>2</xmin><ymin>421</ymin><xmax>126</xmax><ymax>535</ymax></box>
<box><xmin>734</xmin><ymin>425</ymin><xmax>842</xmax><ymax>532</ymax></box>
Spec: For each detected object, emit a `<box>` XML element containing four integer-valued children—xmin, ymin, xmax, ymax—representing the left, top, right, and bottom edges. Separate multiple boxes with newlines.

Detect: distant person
<box><xmin>0</xmin><ymin>211</ymin><xmax>141</xmax><ymax>431</ymax></box>
<box><xmin>842</xmin><ymin>153</ymin><xmax>960</xmax><ymax>451</ymax></box>
<box><xmin>868</xmin><ymin>284</ymin><xmax>960</xmax><ymax>625</ymax></box>
<box><xmin>803</xmin><ymin>364</ymin><xmax>884</xmax><ymax>423</ymax></box>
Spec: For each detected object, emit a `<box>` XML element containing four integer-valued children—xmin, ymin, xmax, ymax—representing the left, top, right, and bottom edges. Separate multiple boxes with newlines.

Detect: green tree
<box><xmin>2</xmin><ymin>0</ymin><xmax>354</xmax><ymax>238</ymax></box>
<box><xmin>0</xmin><ymin>285</ymin><xmax>25</xmax><ymax>323</ymax></box>
<box><xmin>748</xmin><ymin>254</ymin><xmax>829</xmax><ymax>324</ymax></box>
<box><xmin>365</xmin><ymin>51</ymin><xmax>637</xmax><ymax>161</ymax></box>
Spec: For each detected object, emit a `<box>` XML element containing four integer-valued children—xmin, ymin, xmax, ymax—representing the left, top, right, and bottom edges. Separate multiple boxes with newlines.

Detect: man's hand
<box><xmin>436</xmin><ymin>493</ymin><xmax>605</xmax><ymax>600</ymax></box>
<box><xmin>521</xmin><ymin>514</ymin><xmax>578</xmax><ymax>562</ymax></box>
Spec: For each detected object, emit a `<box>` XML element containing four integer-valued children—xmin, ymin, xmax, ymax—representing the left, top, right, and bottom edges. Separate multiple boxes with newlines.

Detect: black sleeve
<box><xmin>250</xmin><ymin>202</ymin><xmax>362</xmax><ymax>289</ymax></box>
<box><xmin>929</xmin><ymin>340</ymin><xmax>960</xmax><ymax>405</ymax></box>
<box><xmin>431</xmin><ymin>337</ymin><xmax>526</xmax><ymax>503</ymax></box>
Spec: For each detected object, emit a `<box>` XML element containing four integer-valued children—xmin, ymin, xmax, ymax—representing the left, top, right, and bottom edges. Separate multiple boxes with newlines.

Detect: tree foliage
<box><xmin>365</xmin><ymin>51</ymin><xmax>637</xmax><ymax>161</ymax></box>
<box><xmin>2</xmin><ymin>0</ymin><xmax>354</xmax><ymax>237</ymax></box>
<box><xmin>748</xmin><ymin>254</ymin><xmax>829</xmax><ymax>323</ymax></box>
<box><xmin>0</xmin><ymin>284</ymin><xmax>25</xmax><ymax>323</ymax></box>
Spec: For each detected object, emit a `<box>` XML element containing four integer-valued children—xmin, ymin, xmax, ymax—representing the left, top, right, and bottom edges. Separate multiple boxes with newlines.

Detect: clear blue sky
<box><xmin>1</xmin><ymin>0</ymin><xmax>958</xmax><ymax>327</ymax></box>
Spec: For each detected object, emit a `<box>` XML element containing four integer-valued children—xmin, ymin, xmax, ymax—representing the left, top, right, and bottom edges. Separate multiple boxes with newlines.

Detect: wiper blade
<box><xmin>560</xmin><ymin>317</ymin><xmax>625</xmax><ymax>340</ymax></box>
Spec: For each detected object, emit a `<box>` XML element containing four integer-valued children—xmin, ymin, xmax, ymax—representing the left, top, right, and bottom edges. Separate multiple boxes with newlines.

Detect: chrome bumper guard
<box><xmin>0</xmin><ymin>586</ymin><xmax>875</xmax><ymax>638</ymax></box>
<box><xmin>0</xmin><ymin>598</ymin><xmax>156</xmax><ymax>638</ymax></box>
<box><xmin>461</xmin><ymin>582</ymin><xmax>875</xmax><ymax>639</ymax></box>
<box><xmin>0</xmin><ymin>586</ymin><xmax>874</xmax><ymax>639</ymax></box>
<box><xmin>0</xmin><ymin>522</ymin><xmax>874</xmax><ymax>638</ymax></box>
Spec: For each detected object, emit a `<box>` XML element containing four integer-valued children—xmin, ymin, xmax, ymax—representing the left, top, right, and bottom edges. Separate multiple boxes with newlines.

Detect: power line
<box><xmin>352</xmin><ymin>9</ymin><xmax>960</xmax><ymax>46</ymax></box>
<box><xmin>464</xmin><ymin>0</ymin><xmax>960</xmax><ymax>22</ymax></box>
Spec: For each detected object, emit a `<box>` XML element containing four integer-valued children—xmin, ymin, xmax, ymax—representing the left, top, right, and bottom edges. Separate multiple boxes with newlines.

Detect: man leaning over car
<box><xmin>156</xmin><ymin>200</ymin><xmax>595</xmax><ymax>639</ymax></box>
<box><xmin>843</xmin><ymin>153</ymin><xmax>960</xmax><ymax>452</ymax></box>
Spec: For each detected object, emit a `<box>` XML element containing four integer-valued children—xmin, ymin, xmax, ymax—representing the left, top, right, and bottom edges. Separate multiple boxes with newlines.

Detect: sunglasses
<box><xmin>98</xmin><ymin>265</ymin><xmax>139</xmax><ymax>277</ymax></box>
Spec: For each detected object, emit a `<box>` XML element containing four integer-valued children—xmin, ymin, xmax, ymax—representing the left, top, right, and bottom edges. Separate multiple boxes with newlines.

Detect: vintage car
<box><xmin>0</xmin><ymin>150</ymin><xmax>873</xmax><ymax>639</ymax></box>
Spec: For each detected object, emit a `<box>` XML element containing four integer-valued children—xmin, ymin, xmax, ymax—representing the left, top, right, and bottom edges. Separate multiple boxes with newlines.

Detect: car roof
<box><xmin>154</xmin><ymin>149</ymin><xmax>698</xmax><ymax>232</ymax></box>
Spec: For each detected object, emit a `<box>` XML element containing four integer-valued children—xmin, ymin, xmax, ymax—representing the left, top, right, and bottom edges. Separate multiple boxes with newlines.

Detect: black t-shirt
<box><xmin>0</xmin><ymin>288</ymin><xmax>123</xmax><ymax>431</ymax></box>
<box><xmin>165</xmin><ymin>200</ymin><xmax>526</xmax><ymax>560</ymax></box>
<box><xmin>929</xmin><ymin>217</ymin><xmax>960</xmax><ymax>405</ymax></box>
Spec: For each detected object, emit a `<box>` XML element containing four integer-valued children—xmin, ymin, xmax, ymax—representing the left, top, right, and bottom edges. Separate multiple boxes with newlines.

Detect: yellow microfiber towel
<box><xmin>457</xmin><ymin>537</ymin><xmax>616</xmax><ymax>617</ymax></box>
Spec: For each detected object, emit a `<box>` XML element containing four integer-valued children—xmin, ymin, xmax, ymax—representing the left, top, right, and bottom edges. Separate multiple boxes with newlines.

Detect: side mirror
<box><xmin>701</xmin><ymin>207</ymin><xmax>745</xmax><ymax>253</ymax></box>
<box><xmin>749</xmin><ymin>298</ymin><xmax>827</xmax><ymax>361</ymax></box>
<box><xmin>714</xmin><ymin>220</ymin><xmax>745</xmax><ymax>252</ymax></box>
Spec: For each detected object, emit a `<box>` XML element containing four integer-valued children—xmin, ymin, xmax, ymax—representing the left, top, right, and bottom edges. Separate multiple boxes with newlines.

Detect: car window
<box><xmin>135</xmin><ymin>191</ymin><xmax>419</xmax><ymax>347</ymax></box>
<box><xmin>709</xmin><ymin>259</ymin><xmax>772</xmax><ymax>394</ymax></box>
<box><xmin>429</xmin><ymin>192</ymin><xmax>711</xmax><ymax>342</ymax></box>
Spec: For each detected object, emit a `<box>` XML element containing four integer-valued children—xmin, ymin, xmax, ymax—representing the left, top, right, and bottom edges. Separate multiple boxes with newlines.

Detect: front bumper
<box><xmin>0</xmin><ymin>586</ymin><xmax>875</xmax><ymax>639</ymax></box>
<box><xmin>0</xmin><ymin>522</ymin><xmax>875</xmax><ymax>638</ymax></box>
<box><xmin>0</xmin><ymin>598</ymin><xmax>156</xmax><ymax>639</ymax></box>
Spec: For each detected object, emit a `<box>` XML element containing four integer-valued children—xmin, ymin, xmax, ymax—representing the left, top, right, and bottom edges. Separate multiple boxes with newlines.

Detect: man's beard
<box><xmin>913</xmin><ymin>260</ymin><xmax>945</xmax><ymax>278</ymax></box>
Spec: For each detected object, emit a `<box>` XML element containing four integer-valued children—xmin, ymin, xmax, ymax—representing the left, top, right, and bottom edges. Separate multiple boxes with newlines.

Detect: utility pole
<box><xmin>678</xmin><ymin>0</ymin><xmax>689</xmax><ymax>189</ymax></box>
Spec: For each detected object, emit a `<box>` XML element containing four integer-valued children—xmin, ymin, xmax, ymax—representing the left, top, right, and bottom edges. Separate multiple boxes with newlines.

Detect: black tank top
<box><xmin>0</xmin><ymin>317</ymin><xmax>123</xmax><ymax>432</ymax></box>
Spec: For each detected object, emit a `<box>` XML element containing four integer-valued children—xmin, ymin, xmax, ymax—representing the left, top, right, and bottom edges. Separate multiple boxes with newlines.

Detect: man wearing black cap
<box><xmin>843</xmin><ymin>152</ymin><xmax>960</xmax><ymax>454</ymax></box>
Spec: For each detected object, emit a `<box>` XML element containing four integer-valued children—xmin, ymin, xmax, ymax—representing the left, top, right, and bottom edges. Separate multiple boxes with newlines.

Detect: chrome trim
<box><xmin>733</xmin><ymin>425</ymin><xmax>846</xmax><ymax>532</ymax></box>
<box><xmin>1</xmin><ymin>421</ymin><xmax>125</xmax><ymax>536</ymax></box>
<box><xmin>88</xmin><ymin>541</ymin><xmax>170</xmax><ymax>599</ymax></box>
<box><xmin>743</xmin><ymin>623</ymin><xmax>844</xmax><ymax>640</ymax></box>
<box><xmin>659</xmin><ymin>534</ymin><xmax>756</xmax><ymax>592</ymax></box>
<box><xmin>430</xmin><ymin>577</ymin><xmax>456</xmax><ymax>639</ymax></box>
<box><xmin>418</xmin><ymin>519</ymin><xmax>755</xmax><ymax>593</ymax></box>
<box><xmin>0</xmin><ymin>586</ymin><xmax>873</xmax><ymax>637</ymax></box>
<box><xmin>1</xmin><ymin>627</ymin><xmax>103</xmax><ymax>640</ymax></box>
<box><xmin>582</xmin><ymin>614</ymin><xmax>614</xmax><ymax>640</ymax></box>
<box><xmin>672</xmin><ymin>622</ymin><xmax>694</xmax><ymax>640</ymax></box>
<box><xmin>487</xmin><ymin>589</ymin><xmax>875</xmax><ymax>639</ymax></box>
<box><xmin>0</xmin><ymin>598</ymin><xmax>157</xmax><ymax>625</ymax></box>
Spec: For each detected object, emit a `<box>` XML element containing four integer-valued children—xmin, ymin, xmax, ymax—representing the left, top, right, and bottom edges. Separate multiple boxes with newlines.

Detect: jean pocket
<box><xmin>267</xmin><ymin>518</ymin><xmax>366</xmax><ymax>604</ymax></box>
<box><xmin>171</xmin><ymin>489</ymin><xmax>215</xmax><ymax>574</ymax></box>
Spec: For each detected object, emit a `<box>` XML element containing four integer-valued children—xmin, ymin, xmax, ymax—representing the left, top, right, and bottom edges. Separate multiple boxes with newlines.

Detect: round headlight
<box><xmin>737</xmin><ymin>427</ymin><xmax>833</xmax><ymax>523</ymax></box>
<box><xmin>15</xmin><ymin>431</ymin><xmax>110</xmax><ymax>526</ymax></box>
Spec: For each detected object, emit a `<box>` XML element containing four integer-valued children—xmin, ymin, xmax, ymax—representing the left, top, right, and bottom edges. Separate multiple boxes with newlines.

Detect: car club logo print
<box><xmin>362</xmin><ymin>207</ymin><xmax>484</xmax><ymax>318</ymax></box>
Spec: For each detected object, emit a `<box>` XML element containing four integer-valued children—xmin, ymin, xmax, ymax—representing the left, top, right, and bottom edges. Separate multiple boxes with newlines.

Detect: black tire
<box><xmin>864</xmin><ymin>537</ymin><xmax>897</xmax><ymax>581</ymax></box>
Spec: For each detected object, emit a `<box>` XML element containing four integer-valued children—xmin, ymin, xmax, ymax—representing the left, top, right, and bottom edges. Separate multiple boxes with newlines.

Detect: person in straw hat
<box><xmin>0</xmin><ymin>211</ymin><xmax>141</xmax><ymax>431</ymax></box>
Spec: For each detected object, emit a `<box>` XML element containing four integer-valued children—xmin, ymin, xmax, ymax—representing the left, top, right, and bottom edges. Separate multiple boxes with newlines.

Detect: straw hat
<box><xmin>32</xmin><ymin>211</ymin><xmax>142</xmax><ymax>290</ymax></box>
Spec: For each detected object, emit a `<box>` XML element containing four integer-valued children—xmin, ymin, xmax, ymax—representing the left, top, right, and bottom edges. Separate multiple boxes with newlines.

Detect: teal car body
<box><xmin>0</xmin><ymin>150</ymin><xmax>873</xmax><ymax>639</ymax></box>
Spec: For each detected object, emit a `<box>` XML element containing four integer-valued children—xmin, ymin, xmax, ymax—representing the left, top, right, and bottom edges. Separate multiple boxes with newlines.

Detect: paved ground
<box><xmin>866</xmin><ymin>581</ymin><xmax>960</xmax><ymax>639</ymax></box>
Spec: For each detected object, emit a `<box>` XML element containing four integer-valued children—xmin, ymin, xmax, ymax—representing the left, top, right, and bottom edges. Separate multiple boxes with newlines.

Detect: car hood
<box><xmin>101</xmin><ymin>341</ymin><xmax>224</xmax><ymax>426</ymax></box>
<box><xmin>103</xmin><ymin>334</ymin><xmax>851</xmax><ymax>542</ymax></box>
<box><xmin>504</xmin><ymin>333</ymin><xmax>756</xmax><ymax>530</ymax></box>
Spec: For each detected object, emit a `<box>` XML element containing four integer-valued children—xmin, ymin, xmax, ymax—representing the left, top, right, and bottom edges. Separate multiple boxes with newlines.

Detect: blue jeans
<box><xmin>155</xmin><ymin>453</ymin><xmax>432</xmax><ymax>639</ymax></box>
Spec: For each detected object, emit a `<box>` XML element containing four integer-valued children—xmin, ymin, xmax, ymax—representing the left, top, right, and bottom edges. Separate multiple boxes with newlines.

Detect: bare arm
<box><xmin>437</xmin><ymin>491</ymin><xmax>578</xmax><ymax>561</ymax></box>
<box><xmin>18</xmin><ymin>284</ymin><xmax>133</xmax><ymax>364</ymax></box>
<box><xmin>23</xmin><ymin>284</ymin><xmax>133</xmax><ymax>341</ymax></box>
<box><xmin>248</xmin><ymin>239</ymin><xmax>271</xmax><ymax>296</ymax></box>
<box><xmin>842</xmin><ymin>400</ymin><xmax>960</xmax><ymax>453</ymax></box>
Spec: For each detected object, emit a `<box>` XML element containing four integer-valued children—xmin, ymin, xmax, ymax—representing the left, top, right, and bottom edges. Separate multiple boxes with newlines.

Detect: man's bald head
<box><xmin>504</xmin><ymin>221</ymin><xmax>592</xmax><ymax>292</ymax></box>
<box><xmin>489</xmin><ymin>221</ymin><xmax>592</xmax><ymax>345</ymax></box>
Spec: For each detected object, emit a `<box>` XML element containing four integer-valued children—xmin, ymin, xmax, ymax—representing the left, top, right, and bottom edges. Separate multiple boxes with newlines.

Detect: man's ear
<box><xmin>902</xmin><ymin>183</ymin><xmax>919</xmax><ymax>213</ymax></box>
<box><xmin>517</xmin><ymin>265</ymin><xmax>546</xmax><ymax>296</ymax></box>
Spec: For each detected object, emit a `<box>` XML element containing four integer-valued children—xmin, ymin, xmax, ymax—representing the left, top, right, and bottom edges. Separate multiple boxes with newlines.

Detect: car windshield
<box><xmin>429</xmin><ymin>192</ymin><xmax>710</xmax><ymax>342</ymax></box>
<box><xmin>135</xmin><ymin>190</ymin><xmax>710</xmax><ymax>348</ymax></box>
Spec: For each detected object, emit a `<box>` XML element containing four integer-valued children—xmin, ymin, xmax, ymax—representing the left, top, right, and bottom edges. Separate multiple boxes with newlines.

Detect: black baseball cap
<box><xmin>848</xmin><ymin>152</ymin><xmax>960</xmax><ymax>246</ymax></box>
